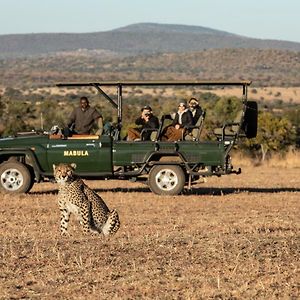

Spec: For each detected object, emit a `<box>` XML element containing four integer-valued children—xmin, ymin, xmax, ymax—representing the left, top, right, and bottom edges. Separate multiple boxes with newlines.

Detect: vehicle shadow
<box><xmin>30</xmin><ymin>186</ymin><xmax>300</xmax><ymax>196</ymax></box>
<box><xmin>183</xmin><ymin>187</ymin><xmax>300</xmax><ymax>196</ymax></box>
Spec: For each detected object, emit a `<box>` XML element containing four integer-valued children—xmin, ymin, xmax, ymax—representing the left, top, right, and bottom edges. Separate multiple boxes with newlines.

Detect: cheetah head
<box><xmin>53</xmin><ymin>163</ymin><xmax>77</xmax><ymax>185</ymax></box>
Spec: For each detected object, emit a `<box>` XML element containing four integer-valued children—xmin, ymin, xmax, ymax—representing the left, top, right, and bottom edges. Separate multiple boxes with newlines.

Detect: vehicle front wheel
<box><xmin>0</xmin><ymin>161</ymin><xmax>33</xmax><ymax>193</ymax></box>
<box><xmin>148</xmin><ymin>165</ymin><xmax>185</xmax><ymax>195</ymax></box>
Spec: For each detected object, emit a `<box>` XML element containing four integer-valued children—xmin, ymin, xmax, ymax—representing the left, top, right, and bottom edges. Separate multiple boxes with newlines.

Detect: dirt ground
<box><xmin>0</xmin><ymin>166</ymin><xmax>299</xmax><ymax>299</ymax></box>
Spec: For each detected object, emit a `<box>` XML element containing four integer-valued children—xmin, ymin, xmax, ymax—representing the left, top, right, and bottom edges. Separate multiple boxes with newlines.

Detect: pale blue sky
<box><xmin>1</xmin><ymin>0</ymin><xmax>300</xmax><ymax>42</ymax></box>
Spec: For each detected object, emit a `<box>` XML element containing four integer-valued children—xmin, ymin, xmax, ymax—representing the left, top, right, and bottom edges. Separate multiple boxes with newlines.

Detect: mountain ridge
<box><xmin>112</xmin><ymin>23</ymin><xmax>237</xmax><ymax>36</ymax></box>
<box><xmin>0</xmin><ymin>23</ymin><xmax>300</xmax><ymax>59</ymax></box>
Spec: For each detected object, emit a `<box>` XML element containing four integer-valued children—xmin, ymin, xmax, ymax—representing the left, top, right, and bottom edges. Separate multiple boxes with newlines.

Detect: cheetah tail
<box><xmin>102</xmin><ymin>209</ymin><xmax>120</xmax><ymax>236</ymax></box>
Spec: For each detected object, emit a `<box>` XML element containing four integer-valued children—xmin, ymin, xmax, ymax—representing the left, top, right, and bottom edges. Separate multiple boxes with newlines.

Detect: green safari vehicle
<box><xmin>0</xmin><ymin>80</ymin><xmax>257</xmax><ymax>195</ymax></box>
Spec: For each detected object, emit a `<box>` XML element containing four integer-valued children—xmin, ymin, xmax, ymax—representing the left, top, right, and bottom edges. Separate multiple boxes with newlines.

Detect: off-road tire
<box><xmin>0</xmin><ymin>161</ymin><xmax>33</xmax><ymax>193</ymax></box>
<box><xmin>148</xmin><ymin>165</ymin><xmax>185</xmax><ymax>195</ymax></box>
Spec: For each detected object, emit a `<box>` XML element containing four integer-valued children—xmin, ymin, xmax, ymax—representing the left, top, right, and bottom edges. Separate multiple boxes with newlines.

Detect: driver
<box><xmin>65</xmin><ymin>96</ymin><xmax>103</xmax><ymax>136</ymax></box>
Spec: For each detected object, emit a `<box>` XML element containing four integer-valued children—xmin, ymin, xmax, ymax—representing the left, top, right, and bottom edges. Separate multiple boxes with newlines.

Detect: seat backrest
<box><xmin>140</xmin><ymin>128</ymin><xmax>160</xmax><ymax>141</ymax></box>
<box><xmin>213</xmin><ymin>110</ymin><xmax>243</xmax><ymax>139</ymax></box>
<box><xmin>193</xmin><ymin>110</ymin><xmax>206</xmax><ymax>136</ymax></box>
<box><xmin>185</xmin><ymin>110</ymin><xmax>206</xmax><ymax>141</ymax></box>
<box><xmin>156</xmin><ymin>114</ymin><xmax>173</xmax><ymax>141</ymax></box>
<box><xmin>230</xmin><ymin>110</ymin><xmax>243</xmax><ymax>134</ymax></box>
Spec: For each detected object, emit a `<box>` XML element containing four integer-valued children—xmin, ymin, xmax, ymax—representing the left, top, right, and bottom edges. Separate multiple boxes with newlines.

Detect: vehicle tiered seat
<box><xmin>183</xmin><ymin>111</ymin><xmax>206</xmax><ymax>141</ymax></box>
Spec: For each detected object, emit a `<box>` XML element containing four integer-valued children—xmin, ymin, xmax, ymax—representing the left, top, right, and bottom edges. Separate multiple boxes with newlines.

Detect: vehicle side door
<box><xmin>46</xmin><ymin>135</ymin><xmax>112</xmax><ymax>174</ymax></box>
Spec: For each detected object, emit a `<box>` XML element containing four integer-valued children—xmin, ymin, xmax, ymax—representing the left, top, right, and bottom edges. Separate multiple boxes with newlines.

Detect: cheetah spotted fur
<box><xmin>53</xmin><ymin>163</ymin><xmax>120</xmax><ymax>236</ymax></box>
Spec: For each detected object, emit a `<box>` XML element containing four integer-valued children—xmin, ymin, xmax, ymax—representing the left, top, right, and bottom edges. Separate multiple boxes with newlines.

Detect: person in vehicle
<box><xmin>66</xmin><ymin>96</ymin><xmax>103</xmax><ymax>135</ymax></box>
<box><xmin>127</xmin><ymin>105</ymin><xmax>159</xmax><ymax>141</ymax></box>
<box><xmin>188</xmin><ymin>97</ymin><xmax>203</xmax><ymax>125</ymax></box>
<box><xmin>161</xmin><ymin>102</ymin><xmax>193</xmax><ymax>141</ymax></box>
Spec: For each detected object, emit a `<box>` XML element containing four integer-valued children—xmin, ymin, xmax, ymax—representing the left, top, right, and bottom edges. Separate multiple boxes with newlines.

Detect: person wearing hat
<box><xmin>161</xmin><ymin>102</ymin><xmax>193</xmax><ymax>141</ymax></box>
<box><xmin>188</xmin><ymin>97</ymin><xmax>203</xmax><ymax>125</ymax></box>
<box><xmin>127</xmin><ymin>105</ymin><xmax>159</xmax><ymax>141</ymax></box>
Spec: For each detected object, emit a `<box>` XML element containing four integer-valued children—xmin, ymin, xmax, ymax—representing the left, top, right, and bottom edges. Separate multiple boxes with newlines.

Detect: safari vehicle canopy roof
<box><xmin>56</xmin><ymin>80</ymin><xmax>252</xmax><ymax>123</ymax></box>
<box><xmin>56</xmin><ymin>80</ymin><xmax>251</xmax><ymax>87</ymax></box>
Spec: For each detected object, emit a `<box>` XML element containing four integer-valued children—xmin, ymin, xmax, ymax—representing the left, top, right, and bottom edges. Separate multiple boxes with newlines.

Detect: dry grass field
<box><xmin>17</xmin><ymin>86</ymin><xmax>300</xmax><ymax>104</ymax></box>
<box><xmin>0</xmin><ymin>165</ymin><xmax>299</xmax><ymax>299</ymax></box>
<box><xmin>204</xmin><ymin>87</ymin><xmax>300</xmax><ymax>104</ymax></box>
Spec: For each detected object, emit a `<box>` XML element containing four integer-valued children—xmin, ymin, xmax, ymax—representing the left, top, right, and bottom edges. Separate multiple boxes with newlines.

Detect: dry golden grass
<box><xmin>233</xmin><ymin>149</ymin><xmax>300</xmax><ymax>168</ymax></box>
<box><xmin>265</xmin><ymin>150</ymin><xmax>300</xmax><ymax>168</ymax></box>
<box><xmin>0</xmin><ymin>166</ymin><xmax>299</xmax><ymax>299</ymax></box>
<box><xmin>18</xmin><ymin>86</ymin><xmax>300</xmax><ymax>104</ymax></box>
<box><xmin>202</xmin><ymin>87</ymin><xmax>300</xmax><ymax>104</ymax></box>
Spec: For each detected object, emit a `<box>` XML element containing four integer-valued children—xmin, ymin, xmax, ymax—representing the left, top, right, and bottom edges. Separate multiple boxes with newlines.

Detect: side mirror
<box><xmin>242</xmin><ymin>101</ymin><xmax>258</xmax><ymax>138</ymax></box>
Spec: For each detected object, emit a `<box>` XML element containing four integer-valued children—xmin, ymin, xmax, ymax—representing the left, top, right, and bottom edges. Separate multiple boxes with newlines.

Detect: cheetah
<box><xmin>53</xmin><ymin>163</ymin><xmax>120</xmax><ymax>236</ymax></box>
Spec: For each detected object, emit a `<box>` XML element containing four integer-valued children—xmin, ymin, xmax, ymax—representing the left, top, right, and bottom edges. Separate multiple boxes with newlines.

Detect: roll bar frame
<box><xmin>56</xmin><ymin>80</ymin><xmax>251</xmax><ymax>126</ymax></box>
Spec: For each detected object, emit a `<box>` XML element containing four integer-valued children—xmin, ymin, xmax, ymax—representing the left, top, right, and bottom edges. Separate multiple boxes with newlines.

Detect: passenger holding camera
<box><xmin>127</xmin><ymin>106</ymin><xmax>159</xmax><ymax>141</ymax></box>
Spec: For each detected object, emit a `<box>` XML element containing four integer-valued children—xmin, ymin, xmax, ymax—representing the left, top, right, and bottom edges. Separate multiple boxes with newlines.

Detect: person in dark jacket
<box><xmin>66</xmin><ymin>96</ymin><xmax>103</xmax><ymax>135</ymax></box>
<box><xmin>127</xmin><ymin>105</ymin><xmax>159</xmax><ymax>141</ymax></box>
<box><xmin>188</xmin><ymin>97</ymin><xmax>203</xmax><ymax>125</ymax></box>
<box><xmin>162</xmin><ymin>102</ymin><xmax>193</xmax><ymax>141</ymax></box>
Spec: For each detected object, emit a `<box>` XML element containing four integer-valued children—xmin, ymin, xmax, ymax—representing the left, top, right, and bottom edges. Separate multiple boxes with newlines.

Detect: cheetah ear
<box><xmin>70</xmin><ymin>163</ymin><xmax>77</xmax><ymax>170</ymax></box>
<box><xmin>53</xmin><ymin>164</ymin><xmax>56</xmax><ymax>172</ymax></box>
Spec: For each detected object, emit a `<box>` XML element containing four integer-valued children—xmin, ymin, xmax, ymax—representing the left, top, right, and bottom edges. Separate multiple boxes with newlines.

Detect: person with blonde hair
<box><xmin>161</xmin><ymin>102</ymin><xmax>193</xmax><ymax>141</ymax></box>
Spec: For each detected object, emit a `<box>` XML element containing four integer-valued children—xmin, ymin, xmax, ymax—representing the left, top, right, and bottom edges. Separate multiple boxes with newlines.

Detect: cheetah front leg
<box><xmin>60</xmin><ymin>208</ymin><xmax>71</xmax><ymax>236</ymax></box>
<box><xmin>78</xmin><ymin>202</ymin><xmax>98</xmax><ymax>235</ymax></box>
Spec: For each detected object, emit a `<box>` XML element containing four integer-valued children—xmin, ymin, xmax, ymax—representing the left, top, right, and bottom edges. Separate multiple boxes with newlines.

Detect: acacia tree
<box><xmin>244</xmin><ymin>111</ymin><xmax>296</xmax><ymax>161</ymax></box>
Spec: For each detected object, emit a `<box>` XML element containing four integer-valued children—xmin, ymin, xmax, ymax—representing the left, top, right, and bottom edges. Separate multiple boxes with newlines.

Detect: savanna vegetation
<box><xmin>1</xmin><ymin>47</ymin><xmax>299</xmax><ymax>164</ymax></box>
<box><xmin>1</xmin><ymin>49</ymin><xmax>300</xmax><ymax>88</ymax></box>
<box><xmin>0</xmin><ymin>83</ymin><xmax>299</xmax><ymax>163</ymax></box>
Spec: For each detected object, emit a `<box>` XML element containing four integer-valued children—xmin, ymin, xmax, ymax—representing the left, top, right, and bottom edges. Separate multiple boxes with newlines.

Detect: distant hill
<box><xmin>1</xmin><ymin>23</ymin><xmax>300</xmax><ymax>58</ymax></box>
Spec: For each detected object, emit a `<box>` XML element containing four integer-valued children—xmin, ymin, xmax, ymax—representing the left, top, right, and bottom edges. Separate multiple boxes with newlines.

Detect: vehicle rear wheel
<box><xmin>148</xmin><ymin>165</ymin><xmax>185</xmax><ymax>195</ymax></box>
<box><xmin>0</xmin><ymin>161</ymin><xmax>33</xmax><ymax>193</ymax></box>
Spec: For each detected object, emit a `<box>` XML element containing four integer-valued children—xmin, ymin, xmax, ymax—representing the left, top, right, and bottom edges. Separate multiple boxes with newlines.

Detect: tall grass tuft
<box><xmin>232</xmin><ymin>149</ymin><xmax>300</xmax><ymax>168</ymax></box>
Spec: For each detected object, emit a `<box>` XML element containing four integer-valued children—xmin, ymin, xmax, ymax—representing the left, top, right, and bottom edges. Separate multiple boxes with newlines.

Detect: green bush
<box><xmin>243</xmin><ymin>112</ymin><xmax>296</xmax><ymax>161</ymax></box>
